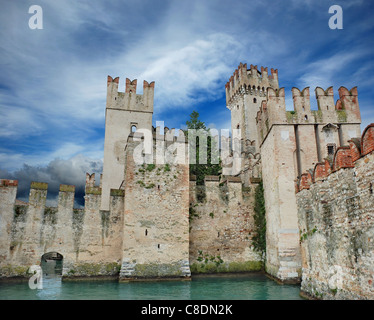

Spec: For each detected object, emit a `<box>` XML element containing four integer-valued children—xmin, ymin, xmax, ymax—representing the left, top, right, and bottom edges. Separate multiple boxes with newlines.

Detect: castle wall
<box><xmin>0</xmin><ymin>178</ymin><xmax>124</xmax><ymax>280</ymax></box>
<box><xmin>189</xmin><ymin>176</ymin><xmax>262</xmax><ymax>274</ymax></box>
<box><xmin>119</xmin><ymin>137</ymin><xmax>191</xmax><ymax>280</ymax></box>
<box><xmin>296</xmin><ymin>124</ymin><xmax>374</xmax><ymax>299</ymax></box>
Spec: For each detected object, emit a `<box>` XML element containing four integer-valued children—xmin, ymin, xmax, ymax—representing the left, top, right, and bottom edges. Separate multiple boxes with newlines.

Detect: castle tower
<box><xmin>119</xmin><ymin>130</ymin><xmax>191</xmax><ymax>281</ymax></box>
<box><xmin>255</xmin><ymin>80</ymin><xmax>361</xmax><ymax>282</ymax></box>
<box><xmin>100</xmin><ymin>76</ymin><xmax>155</xmax><ymax>210</ymax></box>
<box><xmin>225</xmin><ymin>64</ymin><xmax>279</xmax><ymax>185</ymax></box>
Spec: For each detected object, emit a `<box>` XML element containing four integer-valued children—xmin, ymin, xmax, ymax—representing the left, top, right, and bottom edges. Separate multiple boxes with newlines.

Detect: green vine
<box><xmin>252</xmin><ymin>180</ymin><xmax>266</xmax><ymax>255</ymax></box>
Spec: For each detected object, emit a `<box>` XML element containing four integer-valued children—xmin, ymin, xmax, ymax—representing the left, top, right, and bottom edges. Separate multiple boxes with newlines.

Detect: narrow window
<box><xmin>253</xmin><ymin>98</ymin><xmax>257</xmax><ymax>103</ymax></box>
<box><xmin>327</xmin><ymin>144</ymin><xmax>336</xmax><ymax>156</ymax></box>
<box><xmin>157</xmin><ymin>244</ymin><xmax>160</xmax><ymax>249</ymax></box>
<box><xmin>145</xmin><ymin>229</ymin><xmax>148</xmax><ymax>236</ymax></box>
<box><xmin>302</xmin><ymin>106</ymin><xmax>305</xmax><ymax>111</ymax></box>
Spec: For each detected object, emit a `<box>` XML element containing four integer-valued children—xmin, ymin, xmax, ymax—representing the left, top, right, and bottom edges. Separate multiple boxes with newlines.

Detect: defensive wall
<box><xmin>296</xmin><ymin>124</ymin><xmax>374</xmax><ymax>299</ymax></box>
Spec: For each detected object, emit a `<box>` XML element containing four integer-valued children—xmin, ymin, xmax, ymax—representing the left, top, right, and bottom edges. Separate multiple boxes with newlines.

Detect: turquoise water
<box><xmin>0</xmin><ymin>273</ymin><xmax>302</xmax><ymax>300</ymax></box>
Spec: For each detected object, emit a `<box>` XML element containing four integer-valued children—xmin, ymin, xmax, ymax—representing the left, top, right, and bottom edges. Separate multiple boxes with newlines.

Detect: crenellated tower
<box><xmin>101</xmin><ymin>76</ymin><xmax>155</xmax><ymax>210</ymax></box>
<box><xmin>225</xmin><ymin>63</ymin><xmax>279</xmax><ymax>143</ymax></box>
<box><xmin>254</xmin><ymin>80</ymin><xmax>361</xmax><ymax>283</ymax></box>
<box><xmin>225</xmin><ymin>63</ymin><xmax>279</xmax><ymax>186</ymax></box>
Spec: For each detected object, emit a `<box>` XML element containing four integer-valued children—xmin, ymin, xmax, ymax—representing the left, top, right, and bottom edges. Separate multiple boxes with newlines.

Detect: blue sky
<box><xmin>1</xmin><ymin>0</ymin><xmax>374</xmax><ymax>205</ymax></box>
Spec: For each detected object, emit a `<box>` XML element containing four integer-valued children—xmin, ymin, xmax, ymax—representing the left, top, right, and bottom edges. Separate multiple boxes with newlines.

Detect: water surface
<box><xmin>0</xmin><ymin>273</ymin><xmax>303</xmax><ymax>300</ymax></box>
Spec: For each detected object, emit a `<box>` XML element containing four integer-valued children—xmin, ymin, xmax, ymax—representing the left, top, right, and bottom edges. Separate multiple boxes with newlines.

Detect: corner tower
<box><xmin>100</xmin><ymin>76</ymin><xmax>155</xmax><ymax>210</ymax></box>
<box><xmin>256</xmin><ymin>82</ymin><xmax>361</xmax><ymax>282</ymax></box>
<box><xmin>225</xmin><ymin>63</ymin><xmax>279</xmax><ymax>185</ymax></box>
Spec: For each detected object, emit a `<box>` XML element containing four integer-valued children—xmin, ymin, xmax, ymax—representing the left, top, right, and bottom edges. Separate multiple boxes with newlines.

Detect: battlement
<box><xmin>256</xmin><ymin>86</ymin><xmax>362</xmax><ymax>146</ymax></box>
<box><xmin>0</xmin><ymin>175</ymin><xmax>125</xmax><ymax>210</ymax></box>
<box><xmin>296</xmin><ymin>123</ymin><xmax>374</xmax><ymax>192</ymax></box>
<box><xmin>0</xmin><ymin>179</ymin><xmax>18</xmax><ymax>187</ymax></box>
<box><xmin>225</xmin><ymin>63</ymin><xmax>279</xmax><ymax>106</ymax></box>
<box><xmin>189</xmin><ymin>174</ymin><xmax>254</xmax><ymax>202</ymax></box>
<box><xmin>106</xmin><ymin>75</ymin><xmax>155</xmax><ymax>112</ymax></box>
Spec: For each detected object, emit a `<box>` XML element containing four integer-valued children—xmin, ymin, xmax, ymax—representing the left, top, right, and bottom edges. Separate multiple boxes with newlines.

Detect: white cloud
<box><xmin>139</xmin><ymin>33</ymin><xmax>243</xmax><ymax>110</ymax></box>
<box><xmin>298</xmin><ymin>50</ymin><xmax>367</xmax><ymax>89</ymax></box>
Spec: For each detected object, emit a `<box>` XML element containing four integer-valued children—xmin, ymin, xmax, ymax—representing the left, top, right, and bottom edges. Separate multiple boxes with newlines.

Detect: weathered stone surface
<box><xmin>189</xmin><ymin>178</ymin><xmax>262</xmax><ymax>273</ymax></box>
<box><xmin>297</xmin><ymin>151</ymin><xmax>374</xmax><ymax>299</ymax></box>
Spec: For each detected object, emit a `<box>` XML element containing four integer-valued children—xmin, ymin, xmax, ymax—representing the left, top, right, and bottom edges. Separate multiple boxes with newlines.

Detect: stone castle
<box><xmin>1</xmin><ymin>63</ymin><xmax>373</xmax><ymax>299</ymax></box>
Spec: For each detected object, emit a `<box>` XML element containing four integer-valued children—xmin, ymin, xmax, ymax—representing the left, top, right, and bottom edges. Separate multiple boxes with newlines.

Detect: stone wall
<box><xmin>0</xmin><ymin>177</ymin><xmax>124</xmax><ymax>280</ymax></box>
<box><xmin>296</xmin><ymin>124</ymin><xmax>374</xmax><ymax>299</ymax></box>
<box><xmin>189</xmin><ymin>176</ymin><xmax>262</xmax><ymax>274</ymax></box>
<box><xmin>119</xmin><ymin>137</ymin><xmax>191</xmax><ymax>281</ymax></box>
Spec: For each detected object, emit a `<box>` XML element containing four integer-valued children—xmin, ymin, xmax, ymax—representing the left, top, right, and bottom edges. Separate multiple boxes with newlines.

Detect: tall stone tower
<box><xmin>100</xmin><ymin>76</ymin><xmax>155</xmax><ymax>210</ymax></box>
<box><xmin>225</xmin><ymin>64</ymin><xmax>279</xmax><ymax>185</ymax></box>
<box><xmin>256</xmin><ymin>84</ymin><xmax>361</xmax><ymax>282</ymax></box>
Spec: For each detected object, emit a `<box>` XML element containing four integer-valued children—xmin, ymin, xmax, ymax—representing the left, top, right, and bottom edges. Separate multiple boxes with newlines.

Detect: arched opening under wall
<box><xmin>41</xmin><ymin>252</ymin><xmax>63</xmax><ymax>276</ymax></box>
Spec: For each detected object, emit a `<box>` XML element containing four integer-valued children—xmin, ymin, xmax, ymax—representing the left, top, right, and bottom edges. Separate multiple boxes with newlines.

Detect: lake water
<box><xmin>0</xmin><ymin>272</ymin><xmax>303</xmax><ymax>300</ymax></box>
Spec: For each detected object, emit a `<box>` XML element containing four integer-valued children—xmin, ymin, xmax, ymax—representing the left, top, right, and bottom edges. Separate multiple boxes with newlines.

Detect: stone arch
<box><xmin>41</xmin><ymin>252</ymin><xmax>63</xmax><ymax>275</ymax></box>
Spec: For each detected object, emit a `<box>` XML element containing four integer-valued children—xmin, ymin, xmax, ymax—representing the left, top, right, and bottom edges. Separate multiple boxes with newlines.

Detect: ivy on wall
<box><xmin>252</xmin><ymin>180</ymin><xmax>266</xmax><ymax>255</ymax></box>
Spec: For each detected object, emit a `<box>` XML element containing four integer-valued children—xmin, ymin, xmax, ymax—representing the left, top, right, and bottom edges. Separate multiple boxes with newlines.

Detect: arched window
<box><xmin>131</xmin><ymin>125</ymin><xmax>137</xmax><ymax>132</ymax></box>
<box><xmin>237</xmin><ymin>124</ymin><xmax>240</xmax><ymax>129</ymax></box>
<box><xmin>304</xmin><ymin>115</ymin><xmax>308</xmax><ymax>120</ymax></box>
<box><xmin>253</xmin><ymin>98</ymin><xmax>257</xmax><ymax>103</ymax></box>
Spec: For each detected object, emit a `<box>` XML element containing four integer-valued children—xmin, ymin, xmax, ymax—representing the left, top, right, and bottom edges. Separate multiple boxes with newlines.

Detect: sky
<box><xmin>0</xmin><ymin>0</ymin><xmax>373</xmax><ymax>206</ymax></box>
